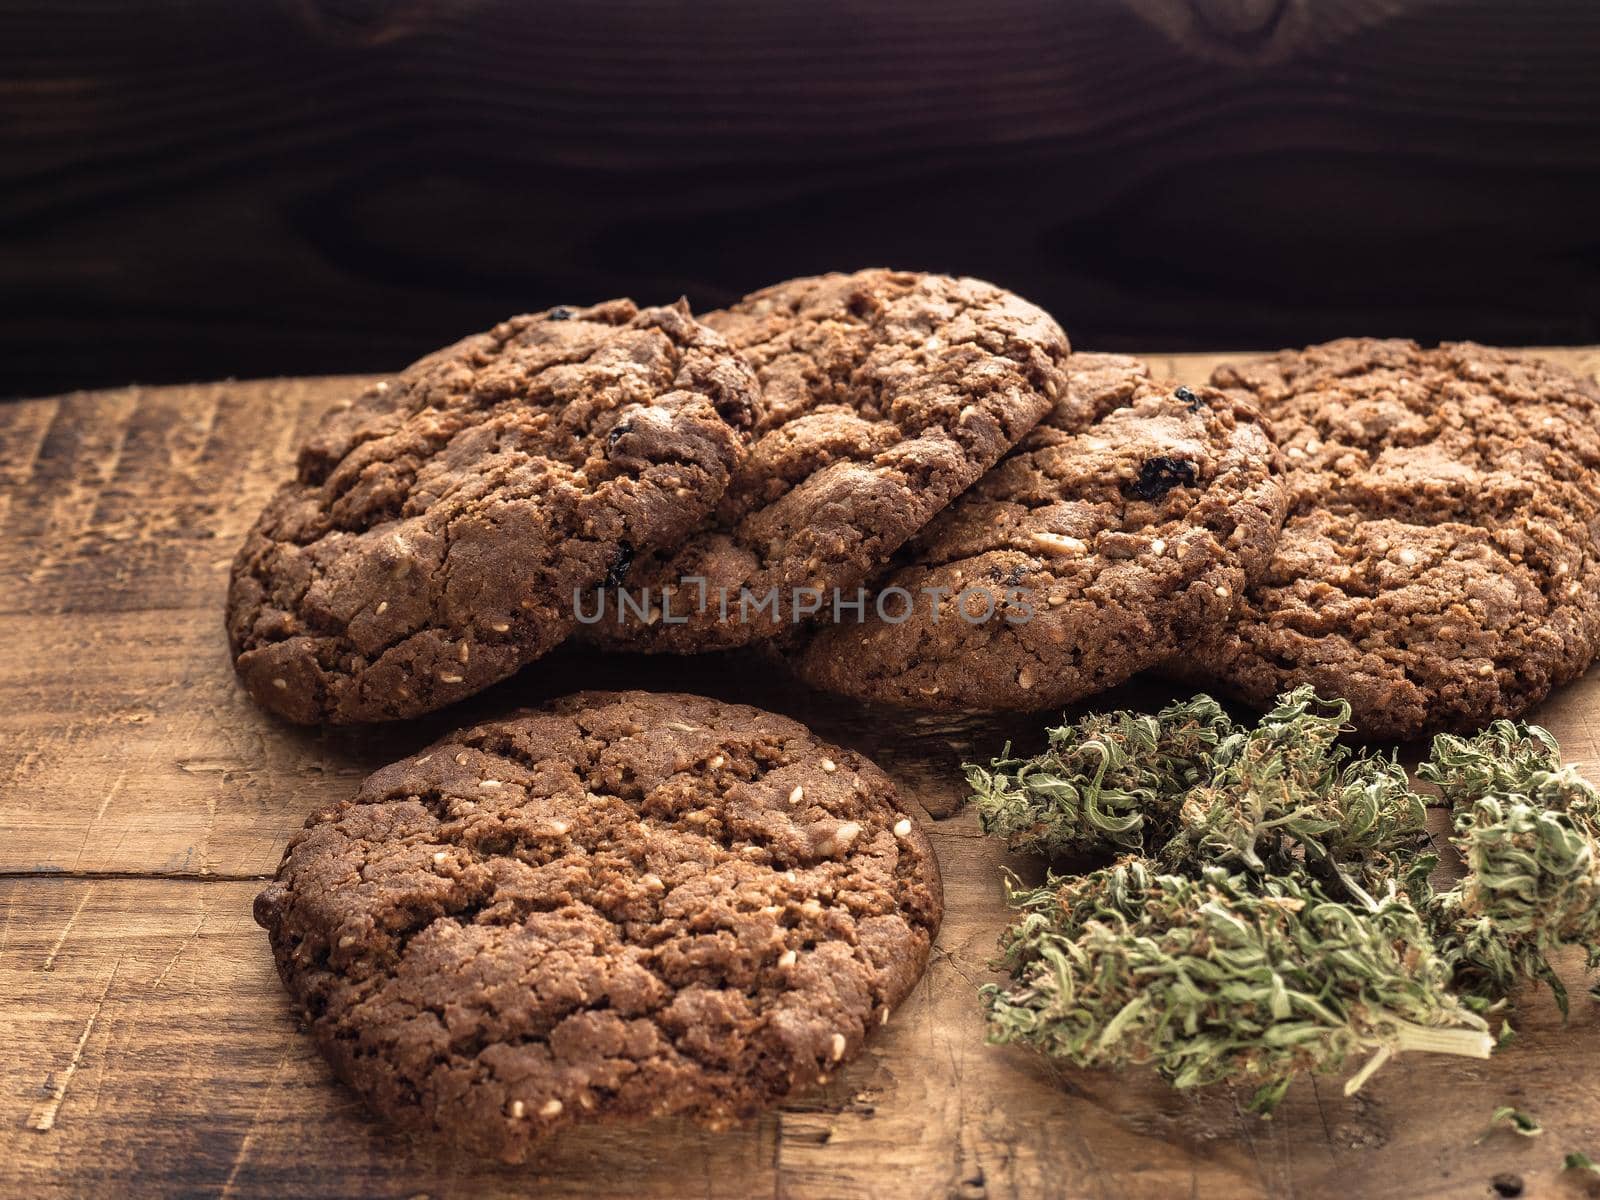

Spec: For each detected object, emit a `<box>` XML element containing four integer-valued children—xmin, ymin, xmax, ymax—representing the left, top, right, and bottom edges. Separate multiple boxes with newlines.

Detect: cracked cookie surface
<box><xmin>582</xmin><ymin>270</ymin><xmax>1068</xmax><ymax>652</ymax></box>
<box><xmin>1183</xmin><ymin>339</ymin><xmax>1600</xmax><ymax>739</ymax></box>
<box><xmin>253</xmin><ymin>690</ymin><xmax>943</xmax><ymax>1162</ymax></box>
<box><xmin>791</xmin><ymin>354</ymin><xmax>1287</xmax><ymax>710</ymax></box>
<box><xmin>227</xmin><ymin>301</ymin><xmax>758</xmax><ymax>723</ymax></box>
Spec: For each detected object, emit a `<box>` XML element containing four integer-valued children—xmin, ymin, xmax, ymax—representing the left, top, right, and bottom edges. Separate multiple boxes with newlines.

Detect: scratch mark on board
<box><xmin>29</xmin><ymin>956</ymin><xmax>121</xmax><ymax>1132</ymax></box>
<box><xmin>41</xmin><ymin>886</ymin><xmax>94</xmax><ymax>970</ymax></box>
<box><xmin>153</xmin><ymin>906</ymin><xmax>207</xmax><ymax>989</ymax></box>
<box><xmin>69</xmin><ymin>770</ymin><xmax>127</xmax><ymax>872</ymax></box>
<box><xmin>219</xmin><ymin>1031</ymin><xmax>295</xmax><ymax>1199</ymax></box>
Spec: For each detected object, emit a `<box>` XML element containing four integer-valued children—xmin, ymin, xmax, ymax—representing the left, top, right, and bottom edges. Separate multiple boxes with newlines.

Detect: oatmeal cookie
<box><xmin>227</xmin><ymin>301</ymin><xmax>758</xmax><ymax>723</ymax></box>
<box><xmin>253</xmin><ymin>691</ymin><xmax>943</xmax><ymax>1162</ymax></box>
<box><xmin>1187</xmin><ymin>339</ymin><xmax>1600</xmax><ymax>739</ymax></box>
<box><xmin>791</xmin><ymin>355</ymin><xmax>1286</xmax><ymax>710</ymax></box>
<box><xmin>582</xmin><ymin>270</ymin><xmax>1068</xmax><ymax>651</ymax></box>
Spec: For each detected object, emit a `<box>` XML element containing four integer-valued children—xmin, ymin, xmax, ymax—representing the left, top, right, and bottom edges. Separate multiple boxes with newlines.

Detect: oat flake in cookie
<box><xmin>253</xmin><ymin>691</ymin><xmax>943</xmax><ymax>1162</ymax></box>
<box><xmin>1187</xmin><ymin>339</ymin><xmax>1600</xmax><ymax>740</ymax></box>
<box><xmin>584</xmin><ymin>269</ymin><xmax>1069</xmax><ymax>652</ymax></box>
<box><xmin>791</xmin><ymin>354</ymin><xmax>1287</xmax><ymax>710</ymax></box>
<box><xmin>227</xmin><ymin>301</ymin><xmax>758</xmax><ymax>723</ymax></box>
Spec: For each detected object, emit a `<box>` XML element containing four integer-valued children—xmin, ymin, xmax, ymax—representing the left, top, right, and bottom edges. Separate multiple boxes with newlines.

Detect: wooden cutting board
<box><xmin>3</xmin><ymin>350</ymin><xmax>1599</xmax><ymax>1200</ymax></box>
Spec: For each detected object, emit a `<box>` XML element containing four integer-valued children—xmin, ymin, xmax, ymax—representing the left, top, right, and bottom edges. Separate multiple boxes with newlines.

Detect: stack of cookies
<box><xmin>228</xmin><ymin>269</ymin><xmax>1600</xmax><ymax>741</ymax></box>
<box><xmin>793</xmin><ymin>335</ymin><xmax>1600</xmax><ymax>741</ymax></box>
<box><xmin>229</xmin><ymin>269</ymin><xmax>1600</xmax><ymax>1159</ymax></box>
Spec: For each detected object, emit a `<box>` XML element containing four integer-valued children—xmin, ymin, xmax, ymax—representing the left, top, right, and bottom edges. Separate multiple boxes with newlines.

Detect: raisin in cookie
<box><xmin>253</xmin><ymin>691</ymin><xmax>943</xmax><ymax>1162</ymax></box>
<box><xmin>1185</xmin><ymin>339</ymin><xmax>1600</xmax><ymax>739</ymax></box>
<box><xmin>227</xmin><ymin>301</ymin><xmax>758</xmax><ymax>723</ymax></box>
<box><xmin>582</xmin><ymin>270</ymin><xmax>1069</xmax><ymax>651</ymax></box>
<box><xmin>790</xmin><ymin>355</ymin><xmax>1287</xmax><ymax>710</ymax></box>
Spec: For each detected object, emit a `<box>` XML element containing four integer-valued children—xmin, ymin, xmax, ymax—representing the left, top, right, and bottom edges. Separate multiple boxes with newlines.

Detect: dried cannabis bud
<box><xmin>971</xmin><ymin>687</ymin><xmax>1425</xmax><ymax>892</ymax></box>
<box><xmin>1159</xmin><ymin>690</ymin><xmax>1426</xmax><ymax>896</ymax></box>
<box><xmin>973</xmin><ymin>691</ymin><xmax>1600</xmax><ymax>1109</ymax></box>
<box><xmin>1418</xmin><ymin>722</ymin><xmax>1600</xmax><ymax>1013</ymax></box>
<box><xmin>984</xmin><ymin>859</ymin><xmax>1493</xmax><ymax>1113</ymax></box>
<box><xmin>968</xmin><ymin>694</ymin><xmax>1233</xmax><ymax>858</ymax></box>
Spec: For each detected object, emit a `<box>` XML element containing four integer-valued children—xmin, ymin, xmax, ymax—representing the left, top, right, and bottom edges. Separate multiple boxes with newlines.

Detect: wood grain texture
<box><xmin>3</xmin><ymin>352</ymin><xmax>1600</xmax><ymax>1198</ymax></box>
<box><xmin>4</xmin><ymin>1</ymin><xmax>1600</xmax><ymax>397</ymax></box>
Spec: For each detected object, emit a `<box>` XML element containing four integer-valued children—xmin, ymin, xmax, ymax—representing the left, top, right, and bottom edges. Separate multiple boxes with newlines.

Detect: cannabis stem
<box><xmin>1387</xmin><ymin>1020</ymin><xmax>1496</xmax><ymax>1061</ymax></box>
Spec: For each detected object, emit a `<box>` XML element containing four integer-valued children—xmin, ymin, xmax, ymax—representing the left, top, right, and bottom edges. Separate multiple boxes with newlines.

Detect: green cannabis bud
<box><xmin>970</xmin><ymin>687</ymin><xmax>1426</xmax><ymax>893</ymax></box>
<box><xmin>1159</xmin><ymin>690</ymin><xmax>1425</xmax><ymax>893</ymax></box>
<box><xmin>1419</xmin><ymin>721</ymin><xmax>1600</xmax><ymax>1013</ymax></box>
<box><xmin>967</xmin><ymin>694</ymin><xmax>1233</xmax><ymax>858</ymax></box>
<box><xmin>973</xmin><ymin>691</ymin><xmax>1600</xmax><ymax>1110</ymax></box>
<box><xmin>983</xmin><ymin>860</ymin><xmax>1493</xmax><ymax>1113</ymax></box>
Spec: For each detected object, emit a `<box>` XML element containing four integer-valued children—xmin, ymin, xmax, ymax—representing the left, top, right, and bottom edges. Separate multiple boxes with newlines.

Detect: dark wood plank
<box><xmin>4</xmin><ymin>2</ymin><xmax>1600</xmax><ymax>396</ymax></box>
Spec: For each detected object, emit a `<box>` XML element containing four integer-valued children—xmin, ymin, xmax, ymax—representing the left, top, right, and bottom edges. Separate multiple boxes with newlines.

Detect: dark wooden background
<box><xmin>4</xmin><ymin>0</ymin><xmax>1600</xmax><ymax>399</ymax></box>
